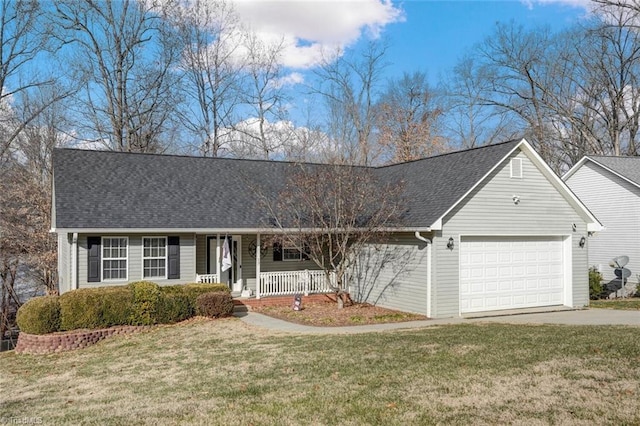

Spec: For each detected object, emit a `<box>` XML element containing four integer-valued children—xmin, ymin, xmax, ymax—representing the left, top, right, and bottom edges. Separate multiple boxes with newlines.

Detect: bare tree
<box><xmin>54</xmin><ymin>0</ymin><xmax>182</xmax><ymax>152</ymax></box>
<box><xmin>571</xmin><ymin>10</ymin><xmax>640</xmax><ymax>157</ymax></box>
<box><xmin>172</xmin><ymin>0</ymin><xmax>243</xmax><ymax>157</ymax></box>
<box><xmin>230</xmin><ymin>31</ymin><xmax>293</xmax><ymax>159</ymax></box>
<box><xmin>0</xmin><ymin>85</ymin><xmax>66</xmax><ymax>339</ymax></box>
<box><xmin>444</xmin><ymin>55</ymin><xmax>520</xmax><ymax>149</ymax></box>
<box><xmin>0</xmin><ymin>0</ymin><xmax>60</xmax><ymax>163</ymax></box>
<box><xmin>313</xmin><ymin>41</ymin><xmax>388</xmax><ymax>166</ymax></box>
<box><xmin>260</xmin><ymin>164</ymin><xmax>404</xmax><ymax>308</ymax></box>
<box><xmin>376</xmin><ymin>71</ymin><xmax>447</xmax><ymax>163</ymax></box>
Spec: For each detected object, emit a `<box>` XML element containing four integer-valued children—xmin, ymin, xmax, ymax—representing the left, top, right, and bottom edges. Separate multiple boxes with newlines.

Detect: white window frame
<box><xmin>142</xmin><ymin>236</ymin><xmax>168</xmax><ymax>280</ymax></box>
<box><xmin>282</xmin><ymin>245</ymin><xmax>304</xmax><ymax>262</ymax></box>
<box><xmin>101</xmin><ymin>237</ymin><xmax>129</xmax><ymax>282</ymax></box>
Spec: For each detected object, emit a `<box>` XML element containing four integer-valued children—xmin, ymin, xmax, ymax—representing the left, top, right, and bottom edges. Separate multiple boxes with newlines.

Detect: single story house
<box><xmin>52</xmin><ymin>138</ymin><xmax>601</xmax><ymax>318</ymax></box>
<box><xmin>564</xmin><ymin>155</ymin><xmax>640</xmax><ymax>291</ymax></box>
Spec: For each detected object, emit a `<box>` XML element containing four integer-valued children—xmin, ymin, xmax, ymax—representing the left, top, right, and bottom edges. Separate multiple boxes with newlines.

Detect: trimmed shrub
<box><xmin>36</xmin><ymin>282</ymin><xmax>232</xmax><ymax>332</ymax></box>
<box><xmin>99</xmin><ymin>287</ymin><xmax>136</xmax><ymax>327</ymax></box>
<box><xmin>158</xmin><ymin>285</ymin><xmax>192</xmax><ymax>324</ymax></box>
<box><xmin>129</xmin><ymin>281</ymin><xmax>163</xmax><ymax>326</ymax></box>
<box><xmin>195</xmin><ymin>291</ymin><xmax>234</xmax><ymax>318</ymax></box>
<box><xmin>16</xmin><ymin>296</ymin><xmax>61</xmax><ymax>335</ymax></box>
<box><xmin>589</xmin><ymin>267</ymin><xmax>604</xmax><ymax>300</ymax></box>
<box><xmin>59</xmin><ymin>287</ymin><xmax>134</xmax><ymax>331</ymax></box>
<box><xmin>183</xmin><ymin>283</ymin><xmax>230</xmax><ymax>308</ymax></box>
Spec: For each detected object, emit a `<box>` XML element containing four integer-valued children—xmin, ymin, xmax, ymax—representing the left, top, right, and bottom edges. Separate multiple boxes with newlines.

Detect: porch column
<box><xmin>256</xmin><ymin>233</ymin><xmax>261</xmax><ymax>299</ymax></box>
<box><xmin>71</xmin><ymin>233</ymin><xmax>78</xmax><ymax>290</ymax></box>
<box><xmin>216</xmin><ymin>234</ymin><xmax>221</xmax><ymax>280</ymax></box>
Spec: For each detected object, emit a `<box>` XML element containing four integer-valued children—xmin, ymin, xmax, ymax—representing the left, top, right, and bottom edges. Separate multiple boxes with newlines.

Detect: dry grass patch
<box><xmin>1</xmin><ymin>318</ymin><xmax>640</xmax><ymax>425</ymax></box>
<box><xmin>591</xmin><ymin>298</ymin><xmax>640</xmax><ymax>310</ymax></box>
<box><xmin>252</xmin><ymin>301</ymin><xmax>426</xmax><ymax>326</ymax></box>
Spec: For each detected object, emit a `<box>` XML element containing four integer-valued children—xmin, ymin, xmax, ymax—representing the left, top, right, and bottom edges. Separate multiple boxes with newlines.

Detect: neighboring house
<box><xmin>52</xmin><ymin>139</ymin><xmax>601</xmax><ymax>318</ymax></box>
<box><xmin>564</xmin><ymin>155</ymin><xmax>640</xmax><ymax>288</ymax></box>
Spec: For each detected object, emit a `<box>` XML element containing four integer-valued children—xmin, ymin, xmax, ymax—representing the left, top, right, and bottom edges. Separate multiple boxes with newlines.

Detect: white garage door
<box><xmin>460</xmin><ymin>236</ymin><xmax>565</xmax><ymax>313</ymax></box>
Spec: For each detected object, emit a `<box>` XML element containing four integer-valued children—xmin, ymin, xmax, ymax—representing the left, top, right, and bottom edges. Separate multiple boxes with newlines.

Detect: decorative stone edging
<box><xmin>15</xmin><ymin>325</ymin><xmax>150</xmax><ymax>354</ymax></box>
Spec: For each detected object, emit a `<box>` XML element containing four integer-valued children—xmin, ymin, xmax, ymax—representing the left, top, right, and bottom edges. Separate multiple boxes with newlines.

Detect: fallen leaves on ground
<box><xmin>252</xmin><ymin>301</ymin><xmax>427</xmax><ymax>327</ymax></box>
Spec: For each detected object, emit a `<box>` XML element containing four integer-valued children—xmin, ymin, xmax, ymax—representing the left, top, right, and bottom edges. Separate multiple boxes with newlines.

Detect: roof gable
<box><xmin>374</xmin><ymin>140</ymin><xmax>521</xmax><ymax>228</ymax></box>
<box><xmin>565</xmin><ymin>156</ymin><xmax>640</xmax><ymax>192</ymax></box>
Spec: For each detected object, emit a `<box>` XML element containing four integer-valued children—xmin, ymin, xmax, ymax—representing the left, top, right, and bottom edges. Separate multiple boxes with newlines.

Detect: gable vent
<box><xmin>510</xmin><ymin>158</ymin><xmax>523</xmax><ymax>179</ymax></box>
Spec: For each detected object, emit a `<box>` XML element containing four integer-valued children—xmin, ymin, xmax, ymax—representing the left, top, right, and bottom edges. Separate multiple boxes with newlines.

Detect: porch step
<box><xmin>233</xmin><ymin>304</ymin><xmax>250</xmax><ymax>313</ymax></box>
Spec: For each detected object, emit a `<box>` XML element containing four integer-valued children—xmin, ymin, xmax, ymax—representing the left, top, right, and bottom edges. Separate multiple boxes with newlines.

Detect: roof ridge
<box><xmin>53</xmin><ymin>147</ymin><xmax>367</xmax><ymax>168</ymax></box>
<box><xmin>55</xmin><ymin>138</ymin><xmax>522</xmax><ymax>169</ymax></box>
<box><xmin>373</xmin><ymin>139</ymin><xmax>521</xmax><ymax>169</ymax></box>
<box><xmin>589</xmin><ymin>154</ymin><xmax>640</xmax><ymax>159</ymax></box>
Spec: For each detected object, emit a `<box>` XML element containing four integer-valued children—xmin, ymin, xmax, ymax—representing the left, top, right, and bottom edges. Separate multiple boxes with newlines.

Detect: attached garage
<box><xmin>459</xmin><ymin>236</ymin><xmax>567</xmax><ymax>313</ymax></box>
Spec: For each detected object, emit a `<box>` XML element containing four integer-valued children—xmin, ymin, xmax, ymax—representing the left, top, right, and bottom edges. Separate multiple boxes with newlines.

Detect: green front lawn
<box><xmin>1</xmin><ymin>318</ymin><xmax>639</xmax><ymax>425</ymax></box>
<box><xmin>591</xmin><ymin>298</ymin><xmax>640</xmax><ymax>310</ymax></box>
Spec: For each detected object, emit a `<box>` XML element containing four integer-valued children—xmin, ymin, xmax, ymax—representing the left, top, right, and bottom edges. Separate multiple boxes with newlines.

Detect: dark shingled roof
<box><xmin>588</xmin><ymin>155</ymin><xmax>640</xmax><ymax>187</ymax></box>
<box><xmin>52</xmin><ymin>140</ymin><xmax>520</xmax><ymax>230</ymax></box>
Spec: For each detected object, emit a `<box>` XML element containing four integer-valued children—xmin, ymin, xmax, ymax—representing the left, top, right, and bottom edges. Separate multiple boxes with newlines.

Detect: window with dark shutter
<box><xmin>167</xmin><ymin>236</ymin><xmax>180</xmax><ymax>279</ymax></box>
<box><xmin>87</xmin><ymin>236</ymin><xmax>101</xmax><ymax>282</ymax></box>
<box><xmin>273</xmin><ymin>242</ymin><xmax>283</xmax><ymax>261</ymax></box>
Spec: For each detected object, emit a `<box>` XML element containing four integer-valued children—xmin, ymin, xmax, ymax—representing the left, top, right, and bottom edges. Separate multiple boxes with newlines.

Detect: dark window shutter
<box><xmin>87</xmin><ymin>236</ymin><xmax>101</xmax><ymax>282</ymax></box>
<box><xmin>273</xmin><ymin>242</ymin><xmax>282</xmax><ymax>261</ymax></box>
<box><xmin>302</xmin><ymin>243</ymin><xmax>310</xmax><ymax>260</ymax></box>
<box><xmin>168</xmin><ymin>236</ymin><xmax>180</xmax><ymax>279</ymax></box>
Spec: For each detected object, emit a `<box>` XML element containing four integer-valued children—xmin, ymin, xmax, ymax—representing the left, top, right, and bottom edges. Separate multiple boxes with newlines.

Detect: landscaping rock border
<box><xmin>15</xmin><ymin>325</ymin><xmax>149</xmax><ymax>354</ymax></box>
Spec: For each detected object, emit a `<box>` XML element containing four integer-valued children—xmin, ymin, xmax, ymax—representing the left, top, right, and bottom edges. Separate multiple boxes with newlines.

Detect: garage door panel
<box><xmin>460</xmin><ymin>236</ymin><xmax>565</xmax><ymax>313</ymax></box>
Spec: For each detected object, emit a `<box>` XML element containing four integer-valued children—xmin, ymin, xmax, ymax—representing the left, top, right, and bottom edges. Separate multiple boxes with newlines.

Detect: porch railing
<box><xmin>259</xmin><ymin>270</ymin><xmax>337</xmax><ymax>297</ymax></box>
<box><xmin>195</xmin><ymin>274</ymin><xmax>219</xmax><ymax>283</ymax></box>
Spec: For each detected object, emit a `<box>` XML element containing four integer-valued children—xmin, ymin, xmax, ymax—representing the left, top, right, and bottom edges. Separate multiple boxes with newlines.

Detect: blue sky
<box><xmin>232</xmin><ymin>0</ymin><xmax>592</xmax><ymax>104</ymax></box>
<box><xmin>382</xmin><ymin>1</ymin><xmax>589</xmax><ymax>83</ymax></box>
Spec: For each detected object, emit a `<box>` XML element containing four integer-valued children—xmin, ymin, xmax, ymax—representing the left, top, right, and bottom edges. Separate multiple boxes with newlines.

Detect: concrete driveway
<box><xmin>234</xmin><ymin>308</ymin><xmax>640</xmax><ymax>334</ymax></box>
<box><xmin>474</xmin><ymin>308</ymin><xmax>640</xmax><ymax>326</ymax></box>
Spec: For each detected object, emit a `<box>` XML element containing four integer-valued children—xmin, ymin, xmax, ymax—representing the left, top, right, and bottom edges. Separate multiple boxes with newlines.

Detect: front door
<box><xmin>208</xmin><ymin>235</ymin><xmax>242</xmax><ymax>290</ymax></box>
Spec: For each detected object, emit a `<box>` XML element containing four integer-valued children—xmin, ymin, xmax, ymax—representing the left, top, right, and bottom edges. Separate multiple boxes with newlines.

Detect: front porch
<box><xmin>196</xmin><ymin>269</ymin><xmax>338</xmax><ymax>298</ymax></box>
<box><xmin>194</xmin><ymin>234</ymin><xmax>339</xmax><ymax>299</ymax></box>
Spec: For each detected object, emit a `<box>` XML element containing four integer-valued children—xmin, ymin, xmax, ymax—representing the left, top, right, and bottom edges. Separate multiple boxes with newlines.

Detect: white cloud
<box><xmin>521</xmin><ymin>0</ymin><xmax>592</xmax><ymax>9</ymax></box>
<box><xmin>231</xmin><ymin>0</ymin><xmax>405</xmax><ymax>68</ymax></box>
<box><xmin>273</xmin><ymin>72</ymin><xmax>305</xmax><ymax>88</ymax></box>
<box><xmin>220</xmin><ymin>117</ymin><xmax>332</xmax><ymax>160</ymax></box>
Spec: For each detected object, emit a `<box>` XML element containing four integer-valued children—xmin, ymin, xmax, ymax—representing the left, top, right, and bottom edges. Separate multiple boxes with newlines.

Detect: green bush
<box><xmin>589</xmin><ymin>267</ymin><xmax>604</xmax><ymax>300</ymax></box>
<box><xmin>59</xmin><ymin>287</ymin><xmax>134</xmax><ymax>331</ymax></box>
<box><xmin>45</xmin><ymin>282</ymin><xmax>232</xmax><ymax>332</ymax></box>
<box><xmin>16</xmin><ymin>296</ymin><xmax>61</xmax><ymax>335</ymax></box>
<box><xmin>158</xmin><ymin>285</ymin><xmax>192</xmax><ymax>324</ymax></box>
<box><xmin>195</xmin><ymin>291</ymin><xmax>234</xmax><ymax>318</ymax></box>
<box><xmin>99</xmin><ymin>287</ymin><xmax>136</xmax><ymax>327</ymax></box>
<box><xmin>129</xmin><ymin>281</ymin><xmax>163</xmax><ymax>326</ymax></box>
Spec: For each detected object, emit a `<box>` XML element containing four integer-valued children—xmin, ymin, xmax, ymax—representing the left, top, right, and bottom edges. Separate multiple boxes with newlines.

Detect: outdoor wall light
<box><xmin>447</xmin><ymin>237</ymin><xmax>455</xmax><ymax>250</ymax></box>
<box><xmin>512</xmin><ymin>195</ymin><xmax>520</xmax><ymax>205</ymax></box>
<box><xmin>579</xmin><ymin>236</ymin><xmax>586</xmax><ymax>248</ymax></box>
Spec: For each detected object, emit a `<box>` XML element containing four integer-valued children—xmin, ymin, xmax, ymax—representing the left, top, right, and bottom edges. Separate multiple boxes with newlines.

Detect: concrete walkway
<box><xmin>233</xmin><ymin>308</ymin><xmax>640</xmax><ymax>334</ymax></box>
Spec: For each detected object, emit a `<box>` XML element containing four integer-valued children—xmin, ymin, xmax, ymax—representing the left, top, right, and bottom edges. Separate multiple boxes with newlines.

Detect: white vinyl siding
<box><xmin>102</xmin><ymin>237</ymin><xmax>128</xmax><ymax>281</ymax></box>
<box><xmin>433</xmin><ymin>149</ymin><xmax>588</xmax><ymax>318</ymax></box>
<box><xmin>350</xmin><ymin>233</ymin><xmax>431</xmax><ymax>315</ymax></box>
<box><xmin>142</xmin><ymin>237</ymin><xmax>167</xmax><ymax>279</ymax></box>
<box><xmin>565</xmin><ymin>161</ymin><xmax>640</xmax><ymax>283</ymax></box>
